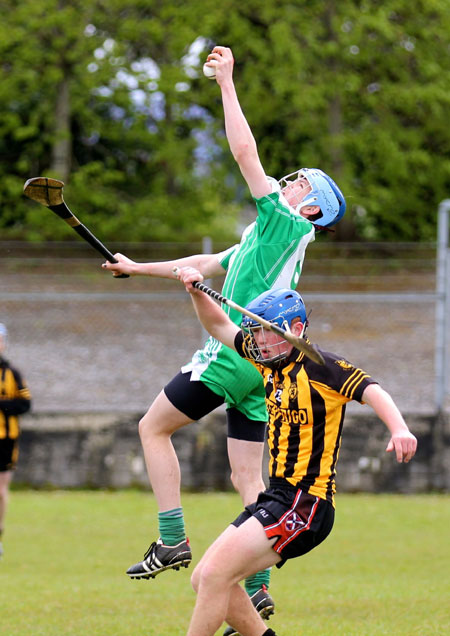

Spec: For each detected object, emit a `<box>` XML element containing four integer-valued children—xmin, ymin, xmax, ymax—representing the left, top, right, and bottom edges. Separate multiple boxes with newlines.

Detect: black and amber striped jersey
<box><xmin>0</xmin><ymin>357</ymin><xmax>31</xmax><ymax>441</ymax></box>
<box><xmin>235</xmin><ymin>332</ymin><xmax>377</xmax><ymax>506</ymax></box>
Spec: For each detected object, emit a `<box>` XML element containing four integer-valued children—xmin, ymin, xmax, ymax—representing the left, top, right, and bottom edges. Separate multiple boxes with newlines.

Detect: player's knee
<box><xmin>190</xmin><ymin>562</ymin><xmax>202</xmax><ymax>593</ymax></box>
<box><xmin>230</xmin><ymin>469</ymin><xmax>253</xmax><ymax>493</ymax></box>
<box><xmin>138</xmin><ymin>413</ymin><xmax>152</xmax><ymax>443</ymax></box>
<box><xmin>196</xmin><ymin>560</ymin><xmax>224</xmax><ymax>591</ymax></box>
<box><xmin>229</xmin><ymin>468</ymin><xmax>240</xmax><ymax>493</ymax></box>
<box><xmin>138</xmin><ymin>392</ymin><xmax>188</xmax><ymax>441</ymax></box>
<box><xmin>230</xmin><ymin>467</ymin><xmax>252</xmax><ymax>495</ymax></box>
<box><xmin>138</xmin><ymin>410</ymin><xmax>171</xmax><ymax>441</ymax></box>
<box><xmin>230</xmin><ymin>468</ymin><xmax>264</xmax><ymax>503</ymax></box>
<box><xmin>138</xmin><ymin>409</ymin><xmax>150</xmax><ymax>429</ymax></box>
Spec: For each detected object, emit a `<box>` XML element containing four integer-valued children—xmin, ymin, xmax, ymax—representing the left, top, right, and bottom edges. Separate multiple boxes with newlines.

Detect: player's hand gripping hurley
<box><xmin>23</xmin><ymin>177</ymin><xmax>129</xmax><ymax>278</ymax></box>
<box><xmin>175</xmin><ymin>269</ymin><xmax>325</xmax><ymax>366</ymax></box>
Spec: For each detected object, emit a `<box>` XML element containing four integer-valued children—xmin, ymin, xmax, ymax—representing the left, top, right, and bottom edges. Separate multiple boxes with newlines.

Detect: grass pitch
<box><xmin>0</xmin><ymin>490</ymin><xmax>448</xmax><ymax>635</ymax></box>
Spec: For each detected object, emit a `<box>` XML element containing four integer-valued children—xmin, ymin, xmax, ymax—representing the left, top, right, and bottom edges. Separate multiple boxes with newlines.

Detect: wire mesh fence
<box><xmin>1</xmin><ymin>240</ymin><xmax>447</xmax><ymax>415</ymax></box>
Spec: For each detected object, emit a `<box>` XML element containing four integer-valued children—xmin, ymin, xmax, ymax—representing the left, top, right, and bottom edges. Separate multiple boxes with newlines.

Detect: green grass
<box><xmin>1</xmin><ymin>491</ymin><xmax>449</xmax><ymax>635</ymax></box>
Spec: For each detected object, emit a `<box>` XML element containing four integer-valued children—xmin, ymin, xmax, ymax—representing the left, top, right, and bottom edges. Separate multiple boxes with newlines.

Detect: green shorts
<box><xmin>182</xmin><ymin>343</ymin><xmax>267</xmax><ymax>423</ymax></box>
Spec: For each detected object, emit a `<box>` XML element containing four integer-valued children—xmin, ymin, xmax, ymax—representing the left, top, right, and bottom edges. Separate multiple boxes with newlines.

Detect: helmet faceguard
<box><xmin>242</xmin><ymin>326</ymin><xmax>291</xmax><ymax>364</ymax></box>
<box><xmin>241</xmin><ymin>289</ymin><xmax>307</xmax><ymax>365</ymax></box>
<box><xmin>279</xmin><ymin>168</ymin><xmax>346</xmax><ymax>227</ymax></box>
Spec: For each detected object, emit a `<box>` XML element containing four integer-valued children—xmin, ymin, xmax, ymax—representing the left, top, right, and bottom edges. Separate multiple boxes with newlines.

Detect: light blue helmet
<box><xmin>279</xmin><ymin>167</ymin><xmax>346</xmax><ymax>227</ymax></box>
<box><xmin>241</xmin><ymin>289</ymin><xmax>307</xmax><ymax>364</ymax></box>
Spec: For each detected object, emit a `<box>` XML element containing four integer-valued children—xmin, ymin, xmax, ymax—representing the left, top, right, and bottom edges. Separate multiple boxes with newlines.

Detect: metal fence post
<box><xmin>435</xmin><ymin>200</ymin><xmax>450</xmax><ymax>414</ymax></box>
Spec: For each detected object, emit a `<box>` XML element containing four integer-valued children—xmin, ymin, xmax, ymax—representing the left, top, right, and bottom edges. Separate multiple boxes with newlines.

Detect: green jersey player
<box><xmin>182</xmin><ymin>175</ymin><xmax>317</xmax><ymax>424</ymax></box>
<box><xmin>102</xmin><ymin>45</ymin><xmax>345</xmax><ymax>632</ymax></box>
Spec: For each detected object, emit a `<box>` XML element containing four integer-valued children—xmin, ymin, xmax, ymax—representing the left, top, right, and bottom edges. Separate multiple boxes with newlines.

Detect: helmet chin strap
<box><xmin>294</xmin><ymin>195</ymin><xmax>319</xmax><ymax>215</ymax></box>
<box><xmin>281</xmin><ymin>320</ymin><xmax>298</xmax><ymax>351</ymax></box>
<box><xmin>283</xmin><ymin>319</ymin><xmax>306</xmax><ymax>339</ymax></box>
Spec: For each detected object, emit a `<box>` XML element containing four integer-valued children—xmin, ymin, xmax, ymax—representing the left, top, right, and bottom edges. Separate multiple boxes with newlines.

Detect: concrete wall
<box><xmin>13</xmin><ymin>410</ymin><xmax>449</xmax><ymax>493</ymax></box>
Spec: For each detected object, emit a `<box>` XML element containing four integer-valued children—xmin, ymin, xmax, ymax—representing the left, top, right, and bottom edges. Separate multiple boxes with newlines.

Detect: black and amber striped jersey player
<box><xmin>179</xmin><ymin>269</ymin><xmax>417</xmax><ymax>634</ymax></box>
<box><xmin>178</xmin><ymin>274</ymin><xmax>417</xmax><ymax>502</ymax></box>
<box><xmin>237</xmin><ymin>332</ymin><xmax>374</xmax><ymax>506</ymax></box>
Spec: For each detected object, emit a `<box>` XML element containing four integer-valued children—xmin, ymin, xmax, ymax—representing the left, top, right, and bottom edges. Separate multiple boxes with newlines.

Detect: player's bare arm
<box><xmin>102</xmin><ymin>252</ymin><xmax>225</xmax><ymax>279</ymax></box>
<box><xmin>207</xmin><ymin>46</ymin><xmax>271</xmax><ymax>199</ymax></box>
<box><xmin>177</xmin><ymin>266</ymin><xmax>239</xmax><ymax>350</ymax></box>
<box><xmin>362</xmin><ymin>384</ymin><xmax>417</xmax><ymax>463</ymax></box>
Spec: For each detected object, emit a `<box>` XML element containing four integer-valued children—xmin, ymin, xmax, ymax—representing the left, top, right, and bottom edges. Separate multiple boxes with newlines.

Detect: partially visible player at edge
<box><xmin>102</xmin><ymin>45</ymin><xmax>346</xmax><ymax>629</ymax></box>
<box><xmin>0</xmin><ymin>323</ymin><xmax>32</xmax><ymax>559</ymax></box>
<box><xmin>175</xmin><ymin>270</ymin><xmax>418</xmax><ymax>636</ymax></box>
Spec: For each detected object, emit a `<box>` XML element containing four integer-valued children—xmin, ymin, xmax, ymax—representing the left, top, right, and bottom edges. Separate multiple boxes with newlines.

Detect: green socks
<box><xmin>244</xmin><ymin>568</ymin><xmax>271</xmax><ymax>596</ymax></box>
<box><xmin>158</xmin><ymin>507</ymin><xmax>186</xmax><ymax>546</ymax></box>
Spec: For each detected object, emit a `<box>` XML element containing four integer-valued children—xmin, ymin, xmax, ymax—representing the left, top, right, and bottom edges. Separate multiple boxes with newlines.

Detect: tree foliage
<box><xmin>0</xmin><ymin>0</ymin><xmax>449</xmax><ymax>242</ymax></box>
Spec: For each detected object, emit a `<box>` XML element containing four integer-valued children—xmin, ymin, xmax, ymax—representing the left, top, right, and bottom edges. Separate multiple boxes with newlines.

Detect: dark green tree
<box><xmin>1</xmin><ymin>0</ymin><xmax>449</xmax><ymax>242</ymax></box>
<box><xmin>0</xmin><ymin>0</ymin><xmax>239</xmax><ymax>242</ymax></box>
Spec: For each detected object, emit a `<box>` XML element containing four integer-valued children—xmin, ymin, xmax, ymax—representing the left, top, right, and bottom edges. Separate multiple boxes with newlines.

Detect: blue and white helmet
<box><xmin>242</xmin><ymin>289</ymin><xmax>307</xmax><ymax>364</ymax></box>
<box><xmin>279</xmin><ymin>167</ymin><xmax>346</xmax><ymax>227</ymax></box>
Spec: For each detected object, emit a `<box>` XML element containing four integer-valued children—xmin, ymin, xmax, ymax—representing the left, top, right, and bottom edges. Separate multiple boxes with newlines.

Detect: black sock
<box><xmin>262</xmin><ymin>629</ymin><xmax>277</xmax><ymax>636</ymax></box>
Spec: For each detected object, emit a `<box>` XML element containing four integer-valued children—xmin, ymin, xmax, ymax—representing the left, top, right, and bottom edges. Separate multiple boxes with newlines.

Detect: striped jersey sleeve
<box><xmin>306</xmin><ymin>351</ymin><xmax>376</xmax><ymax>403</ymax></box>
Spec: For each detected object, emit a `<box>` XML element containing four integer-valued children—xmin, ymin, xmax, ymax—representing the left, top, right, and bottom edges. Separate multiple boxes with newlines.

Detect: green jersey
<box><xmin>182</xmin><ymin>178</ymin><xmax>315</xmax><ymax>421</ymax></box>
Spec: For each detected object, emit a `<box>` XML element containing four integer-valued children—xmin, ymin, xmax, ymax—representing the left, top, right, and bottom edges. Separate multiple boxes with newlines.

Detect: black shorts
<box><xmin>232</xmin><ymin>483</ymin><xmax>335</xmax><ymax>567</ymax></box>
<box><xmin>0</xmin><ymin>438</ymin><xmax>19</xmax><ymax>472</ymax></box>
<box><xmin>164</xmin><ymin>371</ymin><xmax>266</xmax><ymax>443</ymax></box>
